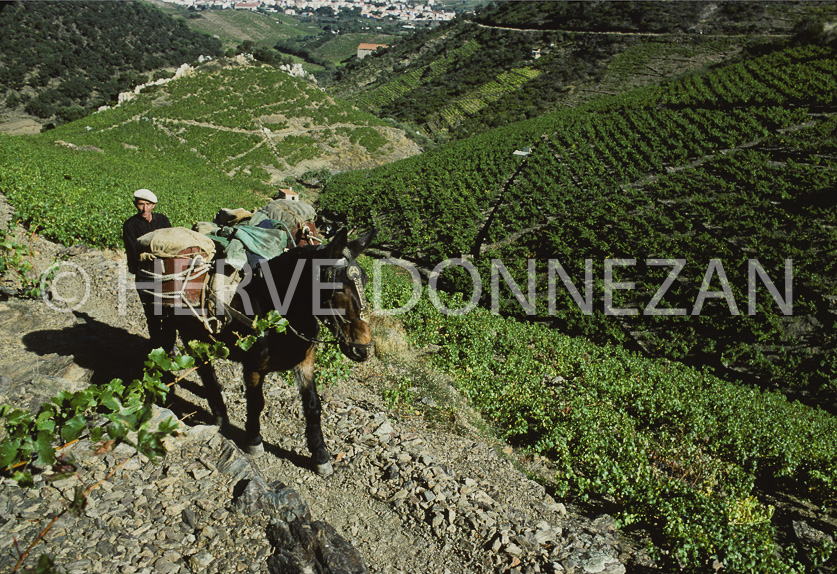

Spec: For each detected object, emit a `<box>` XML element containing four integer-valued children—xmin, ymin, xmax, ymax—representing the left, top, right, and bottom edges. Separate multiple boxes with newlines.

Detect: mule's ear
<box><xmin>347</xmin><ymin>228</ymin><xmax>377</xmax><ymax>259</ymax></box>
<box><xmin>323</xmin><ymin>227</ymin><xmax>348</xmax><ymax>259</ymax></box>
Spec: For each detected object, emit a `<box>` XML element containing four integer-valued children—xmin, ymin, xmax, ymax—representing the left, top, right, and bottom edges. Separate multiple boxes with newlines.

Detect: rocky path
<box><xmin>0</xmin><ymin>221</ymin><xmax>641</xmax><ymax>574</ymax></box>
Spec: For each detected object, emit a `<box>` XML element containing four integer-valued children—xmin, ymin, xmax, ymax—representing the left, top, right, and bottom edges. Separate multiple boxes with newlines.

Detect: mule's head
<box><xmin>318</xmin><ymin>228</ymin><xmax>377</xmax><ymax>362</ymax></box>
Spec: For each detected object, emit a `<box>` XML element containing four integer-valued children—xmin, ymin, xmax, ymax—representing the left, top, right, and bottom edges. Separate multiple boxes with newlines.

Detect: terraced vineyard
<box><xmin>353</xmin><ymin>39</ymin><xmax>483</xmax><ymax>112</ymax></box>
<box><xmin>330</xmin><ymin>0</ymin><xmax>837</xmax><ymax>141</ymax></box>
<box><xmin>371</xmin><ymin>257</ymin><xmax>837</xmax><ymax>574</ymax></box>
<box><xmin>0</xmin><ymin>57</ymin><xmax>420</xmax><ymax>249</ymax></box>
<box><xmin>317</xmin><ymin>35</ymin><xmax>837</xmax><ymax>572</ymax></box>
<box><xmin>321</xmin><ymin>41</ymin><xmax>837</xmax><ymax>399</ymax></box>
<box><xmin>3</xmin><ymin>6</ymin><xmax>837</xmax><ymax>571</ymax></box>
<box><xmin>430</xmin><ymin>65</ymin><xmax>542</xmax><ymax>132</ymax></box>
<box><xmin>150</xmin><ymin>0</ymin><xmax>321</xmax><ymax>50</ymax></box>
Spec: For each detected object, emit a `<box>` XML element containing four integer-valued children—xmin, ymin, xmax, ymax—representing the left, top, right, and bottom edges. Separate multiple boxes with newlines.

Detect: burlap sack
<box><xmin>206</xmin><ymin>269</ymin><xmax>242</xmax><ymax>319</ymax></box>
<box><xmin>193</xmin><ymin>221</ymin><xmax>219</xmax><ymax>236</ymax></box>
<box><xmin>257</xmin><ymin>199</ymin><xmax>316</xmax><ymax>230</ymax></box>
<box><xmin>138</xmin><ymin>227</ymin><xmax>216</xmax><ymax>260</ymax></box>
<box><xmin>214</xmin><ymin>208</ymin><xmax>253</xmax><ymax>226</ymax></box>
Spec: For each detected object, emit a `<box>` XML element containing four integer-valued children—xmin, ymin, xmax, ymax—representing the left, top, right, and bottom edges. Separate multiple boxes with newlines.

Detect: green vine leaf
<box><xmin>89</xmin><ymin>427</ymin><xmax>105</xmax><ymax>443</ymax></box>
<box><xmin>61</xmin><ymin>414</ymin><xmax>87</xmax><ymax>443</ymax></box>
<box><xmin>173</xmin><ymin>354</ymin><xmax>195</xmax><ymax>370</ymax></box>
<box><xmin>35</xmin><ymin>410</ymin><xmax>57</xmax><ymax>434</ymax></box>
<box><xmin>0</xmin><ymin>438</ymin><xmax>21</xmax><ymax>469</ymax></box>
<box><xmin>35</xmin><ymin>430</ymin><xmax>56</xmax><ymax>466</ymax></box>
<box><xmin>146</xmin><ymin>348</ymin><xmax>173</xmax><ymax>372</ymax></box>
<box><xmin>13</xmin><ymin>470</ymin><xmax>33</xmax><ymax>488</ymax></box>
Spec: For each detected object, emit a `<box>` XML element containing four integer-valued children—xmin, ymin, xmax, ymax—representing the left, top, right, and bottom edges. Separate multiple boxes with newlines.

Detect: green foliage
<box><xmin>474</xmin><ymin>0</ymin><xmax>832</xmax><ymax>36</ymax></box>
<box><xmin>2</xmin><ymin>8</ymin><xmax>835</xmax><ymax>570</ymax></box>
<box><xmin>0</xmin><ymin>346</ymin><xmax>202</xmax><ymax>484</ymax></box>
<box><xmin>0</xmin><ymin>1</ymin><xmax>223</xmax><ymax>123</ymax></box>
<box><xmin>275</xmin><ymin>135</ymin><xmax>320</xmax><ymax>166</ymax></box>
<box><xmin>323</xmin><ymin>40</ymin><xmax>837</xmax><ymax>398</ymax></box>
<box><xmin>171</xmin><ymin>8</ymin><xmax>321</xmax><ymax>52</ymax></box>
<box><xmin>315</xmin><ymin>32</ymin><xmax>396</xmax><ymax>65</ymax></box>
<box><xmin>332</xmin><ymin>0</ymin><xmax>835</xmax><ymax>140</ymax></box>
<box><xmin>34</xmin><ymin>554</ymin><xmax>60</xmax><ymax>574</ymax></box>
<box><xmin>0</xmin><ymin>232</ymin><xmax>35</xmax><ymax>288</ymax></box>
<box><xmin>334</xmin><ymin>126</ymin><xmax>389</xmax><ymax>153</ymax></box>
<box><xmin>316</xmin><ymin>343</ymin><xmax>352</xmax><ymax>387</ymax></box>
<box><xmin>185</xmin><ymin>340</ymin><xmax>230</xmax><ymax>365</ymax></box>
<box><xmin>0</xmin><ymin>342</ymin><xmax>237</xmax><ymax>572</ymax></box>
<box><xmin>230</xmin><ymin>309</ymin><xmax>347</xmax><ymax>384</ymax></box>
<box><xmin>369</xmin><ymin>260</ymin><xmax>837</xmax><ymax>572</ymax></box>
<box><xmin>235</xmin><ymin>310</ymin><xmax>289</xmax><ymax>351</ymax></box>
<box><xmin>0</xmin><ymin>132</ymin><xmax>266</xmax><ymax>249</ymax></box>
<box><xmin>0</xmin><ymin>232</ymin><xmax>61</xmax><ymax>299</ymax></box>
<box><xmin>381</xmin><ymin>376</ymin><xmax>416</xmax><ymax>413</ymax></box>
<box><xmin>0</xmin><ymin>57</ymin><xmax>406</xmax><ymax>251</ymax></box>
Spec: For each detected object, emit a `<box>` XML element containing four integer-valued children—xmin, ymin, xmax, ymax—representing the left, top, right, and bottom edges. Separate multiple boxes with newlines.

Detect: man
<box><xmin>122</xmin><ymin>188</ymin><xmax>176</xmax><ymax>353</ymax></box>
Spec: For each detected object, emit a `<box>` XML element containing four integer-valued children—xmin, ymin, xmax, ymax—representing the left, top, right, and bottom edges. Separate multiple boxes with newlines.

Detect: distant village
<box><xmin>160</xmin><ymin>0</ymin><xmax>457</xmax><ymax>21</ymax></box>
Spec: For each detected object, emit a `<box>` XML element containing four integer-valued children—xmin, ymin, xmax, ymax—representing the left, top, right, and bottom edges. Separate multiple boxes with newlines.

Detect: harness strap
<box><xmin>217</xmin><ymin>300</ymin><xmax>332</xmax><ymax>345</ymax></box>
<box><xmin>139</xmin><ymin>256</ymin><xmax>215</xmax><ymax>333</ymax></box>
<box><xmin>218</xmin><ymin>259</ymin><xmax>373</xmax><ymax>350</ymax></box>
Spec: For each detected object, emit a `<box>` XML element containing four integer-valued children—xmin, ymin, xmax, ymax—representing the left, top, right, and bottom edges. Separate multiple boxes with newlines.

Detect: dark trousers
<box><xmin>140</xmin><ymin>298</ymin><xmax>178</xmax><ymax>355</ymax></box>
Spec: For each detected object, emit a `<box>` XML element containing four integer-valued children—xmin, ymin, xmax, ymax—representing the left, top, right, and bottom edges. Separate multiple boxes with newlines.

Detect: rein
<box><xmin>220</xmin><ymin>259</ymin><xmax>373</xmax><ymax>351</ymax></box>
<box><xmin>314</xmin><ymin>260</ymin><xmax>375</xmax><ymax>350</ymax></box>
<box><xmin>218</xmin><ymin>299</ymin><xmax>334</xmax><ymax>345</ymax></box>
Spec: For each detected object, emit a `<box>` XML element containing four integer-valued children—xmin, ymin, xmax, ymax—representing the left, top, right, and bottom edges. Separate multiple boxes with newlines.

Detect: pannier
<box><xmin>136</xmin><ymin>227</ymin><xmax>215</xmax><ymax>308</ymax></box>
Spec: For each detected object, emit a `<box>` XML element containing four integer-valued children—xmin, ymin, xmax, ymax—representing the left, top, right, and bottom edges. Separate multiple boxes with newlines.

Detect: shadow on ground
<box><xmin>22</xmin><ymin>311</ymin><xmax>152</xmax><ymax>386</ymax></box>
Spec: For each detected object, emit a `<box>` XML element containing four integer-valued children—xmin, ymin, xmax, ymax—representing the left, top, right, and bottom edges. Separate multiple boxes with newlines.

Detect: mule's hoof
<box><xmin>247</xmin><ymin>441</ymin><xmax>265</xmax><ymax>456</ymax></box>
<box><xmin>315</xmin><ymin>461</ymin><xmax>334</xmax><ymax>477</ymax></box>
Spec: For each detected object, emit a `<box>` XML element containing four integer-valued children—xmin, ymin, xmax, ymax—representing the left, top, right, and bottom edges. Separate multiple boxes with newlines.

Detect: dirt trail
<box><xmin>0</xmin><ymin>206</ymin><xmax>639</xmax><ymax>573</ymax></box>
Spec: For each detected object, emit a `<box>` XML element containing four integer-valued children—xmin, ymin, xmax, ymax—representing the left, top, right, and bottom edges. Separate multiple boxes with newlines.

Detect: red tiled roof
<box><xmin>357</xmin><ymin>43</ymin><xmax>388</xmax><ymax>51</ymax></box>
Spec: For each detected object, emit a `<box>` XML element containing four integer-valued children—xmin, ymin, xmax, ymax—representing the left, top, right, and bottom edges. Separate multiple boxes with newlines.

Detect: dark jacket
<box><xmin>122</xmin><ymin>212</ymin><xmax>171</xmax><ymax>275</ymax></box>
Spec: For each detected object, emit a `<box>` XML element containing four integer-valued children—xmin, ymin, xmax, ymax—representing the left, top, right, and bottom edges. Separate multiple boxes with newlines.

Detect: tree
<box><xmin>57</xmin><ymin>104</ymin><xmax>87</xmax><ymax>123</ymax></box>
<box><xmin>58</xmin><ymin>75</ymin><xmax>92</xmax><ymax>100</ymax></box>
<box><xmin>253</xmin><ymin>47</ymin><xmax>278</xmax><ymax>65</ymax></box>
<box><xmin>5</xmin><ymin>91</ymin><xmax>20</xmax><ymax>109</ymax></box>
<box><xmin>24</xmin><ymin>89</ymin><xmax>60</xmax><ymax>118</ymax></box>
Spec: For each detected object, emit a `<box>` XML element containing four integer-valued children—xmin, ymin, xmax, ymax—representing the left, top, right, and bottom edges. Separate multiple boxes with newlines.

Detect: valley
<box><xmin>1</xmin><ymin>1</ymin><xmax>837</xmax><ymax>573</ymax></box>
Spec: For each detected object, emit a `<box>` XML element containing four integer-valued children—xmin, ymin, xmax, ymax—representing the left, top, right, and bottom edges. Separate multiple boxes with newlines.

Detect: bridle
<box><xmin>286</xmin><ymin>258</ymin><xmax>374</xmax><ymax>351</ymax></box>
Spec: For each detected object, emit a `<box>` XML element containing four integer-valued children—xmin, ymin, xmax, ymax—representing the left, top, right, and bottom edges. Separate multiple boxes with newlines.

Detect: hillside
<box><xmin>3</xmin><ymin>2</ymin><xmax>837</xmax><ymax>572</ymax></box>
<box><xmin>329</xmin><ymin>0</ymin><xmax>836</xmax><ymax>140</ymax></box>
<box><xmin>0</xmin><ymin>0</ymin><xmax>223</xmax><ymax>130</ymax></box>
<box><xmin>0</xmin><ymin>219</ymin><xmax>635</xmax><ymax>574</ymax></box>
<box><xmin>0</xmin><ymin>56</ymin><xmax>420</xmax><ymax>250</ymax></box>
<box><xmin>320</xmin><ymin>36</ymin><xmax>837</xmax><ymax>403</ymax></box>
<box><xmin>2</xmin><ymin>199</ymin><xmax>836</xmax><ymax>574</ymax></box>
<box><xmin>153</xmin><ymin>0</ymin><xmax>419</xmax><ymax>73</ymax></box>
<box><xmin>148</xmin><ymin>0</ymin><xmax>323</xmax><ymax>52</ymax></box>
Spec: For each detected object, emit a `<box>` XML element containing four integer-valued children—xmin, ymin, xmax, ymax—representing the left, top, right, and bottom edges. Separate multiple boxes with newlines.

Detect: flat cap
<box><xmin>133</xmin><ymin>189</ymin><xmax>158</xmax><ymax>203</ymax></box>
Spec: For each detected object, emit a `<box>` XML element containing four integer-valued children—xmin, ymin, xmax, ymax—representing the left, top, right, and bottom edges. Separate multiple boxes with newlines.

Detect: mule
<box><xmin>173</xmin><ymin>228</ymin><xmax>376</xmax><ymax>476</ymax></box>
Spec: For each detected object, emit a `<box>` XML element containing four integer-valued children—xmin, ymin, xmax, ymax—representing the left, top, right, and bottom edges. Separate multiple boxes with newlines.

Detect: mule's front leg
<box><xmin>243</xmin><ymin>369</ymin><xmax>266</xmax><ymax>455</ymax></box>
<box><xmin>296</xmin><ymin>349</ymin><xmax>333</xmax><ymax>477</ymax></box>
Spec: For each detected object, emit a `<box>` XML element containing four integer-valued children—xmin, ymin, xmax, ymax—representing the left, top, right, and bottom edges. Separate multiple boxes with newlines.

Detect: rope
<box><xmin>139</xmin><ymin>256</ymin><xmax>210</xmax><ymax>285</ymax></box>
<box><xmin>299</xmin><ymin>224</ymin><xmax>324</xmax><ymax>245</ymax></box>
<box><xmin>139</xmin><ymin>255</ymin><xmax>215</xmax><ymax>333</ymax></box>
<box><xmin>272</xmin><ymin>220</ymin><xmax>324</xmax><ymax>249</ymax></box>
<box><xmin>274</xmin><ymin>220</ymin><xmax>298</xmax><ymax>248</ymax></box>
